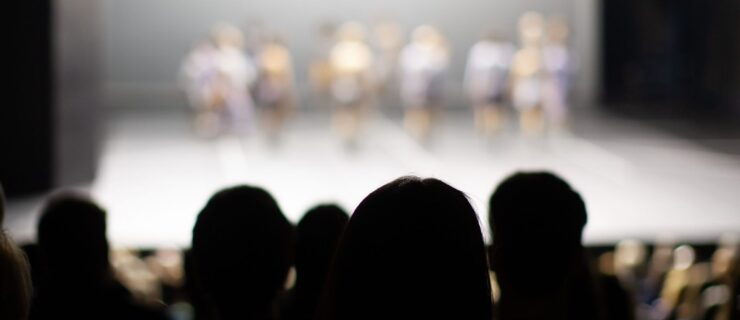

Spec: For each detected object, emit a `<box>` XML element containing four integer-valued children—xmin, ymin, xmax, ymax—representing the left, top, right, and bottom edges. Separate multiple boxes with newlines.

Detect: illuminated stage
<box><xmin>6</xmin><ymin>108</ymin><xmax>740</xmax><ymax>248</ymax></box>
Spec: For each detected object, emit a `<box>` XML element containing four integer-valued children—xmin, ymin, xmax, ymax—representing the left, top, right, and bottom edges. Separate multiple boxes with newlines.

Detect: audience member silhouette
<box><xmin>191</xmin><ymin>185</ymin><xmax>294</xmax><ymax>320</ymax></box>
<box><xmin>5</xmin><ymin>173</ymin><xmax>733</xmax><ymax>319</ymax></box>
<box><xmin>596</xmin><ymin>252</ymin><xmax>636</xmax><ymax>320</ymax></box>
<box><xmin>1</xmin><ymin>182</ymin><xmax>34</xmax><ymax>320</ymax></box>
<box><xmin>184</xmin><ymin>248</ymin><xmax>214</xmax><ymax>320</ymax></box>
<box><xmin>0</xmin><ymin>230</ymin><xmax>32</xmax><ymax>320</ymax></box>
<box><xmin>280</xmin><ymin>204</ymin><xmax>349</xmax><ymax>320</ymax></box>
<box><xmin>19</xmin><ymin>244</ymin><xmax>44</xmax><ymax>298</ymax></box>
<box><xmin>30</xmin><ymin>193</ymin><xmax>169</xmax><ymax>320</ymax></box>
<box><xmin>319</xmin><ymin>176</ymin><xmax>492</xmax><ymax>320</ymax></box>
<box><xmin>488</xmin><ymin>172</ymin><xmax>605</xmax><ymax>320</ymax></box>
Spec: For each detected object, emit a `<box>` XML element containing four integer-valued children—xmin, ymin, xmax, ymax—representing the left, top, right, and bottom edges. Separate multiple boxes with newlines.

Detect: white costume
<box><xmin>511</xmin><ymin>48</ymin><xmax>544</xmax><ymax>112</ymax></box>
<box><xmin>180</xmin><ymin>24</ymin><xmax>258</xmax><ymax>136</ymax></box>
<box><xmin>180</xmin><ymin>42</ymin><xmax>218</xmax><ymax>112</ymax></box>
<box><xmin>399</xmin><ymin>32</ymin><xmax>449</xmax><ymax>108</ymax></box>
<box><xmin>213</xmin><ymin>44</ymin><xmax>258</xmax><ymax>130</ymax></box>
<box><xmin>464</xmin><ymin>40</ymin><xmax>515</xmax><ymax>106</ymax></box>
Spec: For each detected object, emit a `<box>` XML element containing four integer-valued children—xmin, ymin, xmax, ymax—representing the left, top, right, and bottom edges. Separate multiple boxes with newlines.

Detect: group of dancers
<box><xmin>179</xmin><ymin>12</ymin><xmax>573</xmax><ymax>145</ymax></box>
<box><xmin>179</xmin><ymin>23</ymin><xmax>295</xmax><ymax>139</ymax></box>
<box><xmin>467</xmin><ymin>12</ymin><xmax>571</xmax><ymax>138</ymax></box>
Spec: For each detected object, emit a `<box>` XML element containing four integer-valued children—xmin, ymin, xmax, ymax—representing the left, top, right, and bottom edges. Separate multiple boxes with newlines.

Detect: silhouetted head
<box><xmin>37</xmin><ymin>193</ymin><xmax>110</xmax><ymax>284</ymax></box>
<box><xmin>294</xmin><ymin>204</ymin><xmax>349</xmax><ymax>291</ymax></box>
<box><xmin>192</xmin><ymin>185</ymin><xmax>293</xmax><ymax>319</ymax></box>
<box><xmin>489</xmin><ymin>171</ymin><xmax>587</xmax><ymax>295</ymax></box>
<box><xmin>320</xmin><ymin>176</ymin><xmax>492</xmax><ymax>320</ymax></box>
<box><xmin>0</xmin><ymin>231</ymin><xmax>32</xmax><ymax>320</ymax></box>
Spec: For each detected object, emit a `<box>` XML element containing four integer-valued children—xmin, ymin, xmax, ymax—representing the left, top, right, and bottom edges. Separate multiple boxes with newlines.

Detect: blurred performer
<box><xmin>399</xmin><ymin>25</ymin><xmax>450</xmax><ymax>142</ymax></box>
<box><xmin>510</xmin><ymin>12</ymin><xmax>546</xmax><ymax>136</ymax></box>
<box><xmin>254</xmin><ymin>34</ymin><xmax>296</xmax><ymax>142</ymax></box>
<box><xmin>309</xmin><ymin>21</ymin><xmax>338</xmax><ymax>106</ymax></box>
<box><xmin>372</xmin><ymin>18</ymin><xmax>404</xmax><ymax>95</ymax></box>
<box><xmin>180</xmin><ymin>41</ymin><xmax>219</xmax><ymax>137</ymax></box>
<box><xmin>542</xmin><ymin>16</ymin><xmax>572</xmax><ymax>130</ymax></box>
<box><xmin>329</xmin><ymin>22</ymin><xmax>375</xmax><ymax>148</ymax></box>
<box><xmin>464</xmin><ymin>30</ymin><xmax>515</xmax><ymax>138</ymax></box>
<box><xmin>211</xmin><ymin>24</ymin><xmax>258</xmax><ymax>135</ymax></box>
<box><xmin>181</xmin><ymin>24</ymin><xmax>257</xmax><ymax>137</ymax></box>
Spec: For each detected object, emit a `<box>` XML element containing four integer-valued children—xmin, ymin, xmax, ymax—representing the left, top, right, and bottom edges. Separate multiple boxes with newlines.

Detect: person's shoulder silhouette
<box><xmin>31</xmin><ymin>193</ymin><xmax>169</xmax><ymax>320</ymax></box>
<box><xmin>280</xmin><ymin>204</ymin><xmax>348</xmax><ymax>320</ymax></box>
<box><xmin>192</xmin><ymin>185</ymin><xmax>293</xmax><ymax>320</ymax></box>
<box><xmin>488</xmin><ymin>171</ymin><xmax>605</xmax><ymax>320</ymax></box>
<box><xmin>0</xmin><ymin>230</ymin><xmax>32</xmax><ymax>320</ymax></box>
<box><xmin>319</xmin><ymin>176</ymin><xmax>492</xmax><ymax>320</ymax></box>
<box><xmin>0</xmin><ymin>182</ymin><xmax>30</xmax><ymax>320</ymax></box>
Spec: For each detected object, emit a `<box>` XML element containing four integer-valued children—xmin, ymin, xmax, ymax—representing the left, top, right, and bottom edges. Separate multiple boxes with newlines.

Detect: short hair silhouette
<box><xmin>282</xmin><ymin>204</ymin><xmax>349</xmax><ymax>320</ymax></box>
<box><xmin>37</xmin><ymin>193</ymin><xmax>109</xmax><ymax>283</ymax></box>
<box><xmin>319</xmin><ymin>176</ymin><xmax>492</xmax><ymax>320</ymax></box>
<box><xmin>0</xmin><ymin>231</ymin><xmax>32</xmax><ymax>320</ymax></box>
<box><xmin>33</xmin><ymin>193</ymin><xmax>169</xmax><ymax>320</ymax></box>
<box><xmin>488</xmin><ymin>171</ymin><xmax>602</xmax><ymax>320</ymax></box>
<box><xmin>192</xmin><ymin>185</ymin><xmax>293</xmax><ymax>320</ymax></box>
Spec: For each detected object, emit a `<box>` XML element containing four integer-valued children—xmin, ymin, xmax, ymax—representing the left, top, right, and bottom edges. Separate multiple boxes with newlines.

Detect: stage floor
<box><xmin>6</xmin><ymin>107</ymin><xmax>740</xmax><ymax>247</ymax></box>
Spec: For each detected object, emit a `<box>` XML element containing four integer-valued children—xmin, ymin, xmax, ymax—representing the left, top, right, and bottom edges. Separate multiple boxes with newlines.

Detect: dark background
<box><xmin>601</xmin><ymin>0</ymin><xmax>740</xmax><ymax>114</ymax></box>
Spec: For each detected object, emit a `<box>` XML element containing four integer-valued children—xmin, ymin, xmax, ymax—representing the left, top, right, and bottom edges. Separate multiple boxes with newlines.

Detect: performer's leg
<box><xmin>333</xmin><ymin>106</ymin><xmax>360</xmax><ymax>148</ymax></box>
<box><xmin>520</xmin><ymin>107</ymin><xmax>544</xmax><ymax>136</ymax></box>
<box><xmin>404</xmin><ymin>107</ymin><xmax>432</xmax><ymax>142</ymax></box>
<box><xmin>195</xmin><ymin>109</ymin><xmax>220</xmax><ymax>138</ymax></box>
<box><xmin>483</xmin><ymin>104</ymin><xmax>502</xmax><ymax>137</ymax></box>
<box><xmin>474</xmin><ymin>104</ymin><xmax>486</xmax><ymax>134</ymax></box>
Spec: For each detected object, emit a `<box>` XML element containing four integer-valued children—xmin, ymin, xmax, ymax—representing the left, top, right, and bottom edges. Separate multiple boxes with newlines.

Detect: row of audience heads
<box><xmin>0</xmin><ymin>172</ymin><xmax>591</xmax><ymax>320</ymax></box>
<box><xmin>4</xmin><ymin>172</ymin><xmax>736</xmax><ymax>320</ymax></box>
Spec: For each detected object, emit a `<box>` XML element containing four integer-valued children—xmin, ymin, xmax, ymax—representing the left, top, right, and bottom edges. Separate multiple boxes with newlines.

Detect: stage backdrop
<box><xmin>100</xmin><ymin>0</ymin><xmax>600</xmax><ymax>110</ymax></box>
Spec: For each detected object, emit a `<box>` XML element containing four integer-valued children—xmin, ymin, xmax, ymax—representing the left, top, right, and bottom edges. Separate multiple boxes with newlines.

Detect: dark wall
<box><xmin>1</xmin><ymin>0</ymin><xmax>101</xmax><ymax>197</ymax></box>
<box><xmin>601</xmin><ymin>0</ymin><xmax>740</xmax><ymax>113</ymax></box>
<box><xmin>1</xmin><ymin>1</ymin><xmax>54</xmax><ymax>196</ymax></box>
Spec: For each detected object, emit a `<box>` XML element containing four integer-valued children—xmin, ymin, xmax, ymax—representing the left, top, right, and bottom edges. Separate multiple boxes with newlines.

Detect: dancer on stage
<box><xmin>510</xmin><ymin>12</ymin><xmax>546</xmax><ymax>136</ymax></box>
<box><xmin>464</xmin><ymin>30</ymin><xmax>515</xmax><ymax>138</ymax></box>
<box><xmin>180</xmin><ymin>40</ymin><xmax>219</xmax><ymax>136</ymax></box>
<box><xmin>542</xmin><ymin>16</ymin><xmax>572</xmax><ymax>131</ymax></box>
<box><xmin>399</xmin><ymin>25</ymin><xmax>450</xmax><ymax>143</ymax></box>
<box><xmin>180</xmin><ymin>24</ymin><xmax>257</xmax><ymax>137</ymax></box>
<box><xmin>329</xmin><ymin>22</ymin><xmax>375</xmax><ymax>148</ymax></box>
<box><xmin>254</xmin><ymin>34</ymin><xmax>296</xmax><ymax>142</ymax></box>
